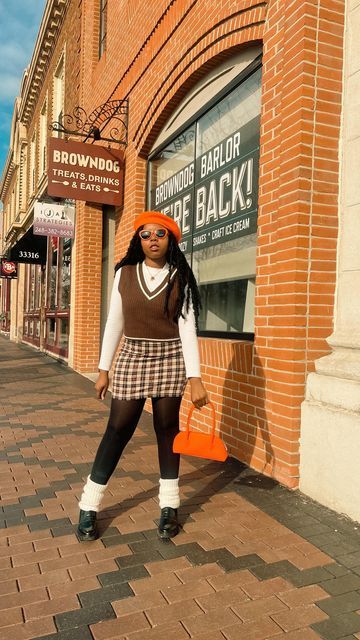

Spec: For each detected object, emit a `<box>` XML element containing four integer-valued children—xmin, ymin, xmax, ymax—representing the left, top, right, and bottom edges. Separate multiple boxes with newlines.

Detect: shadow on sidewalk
<box><xmin>95</xmin><ymin>457</ymin><xmax>269</xmax><ymax>536</ymax></box>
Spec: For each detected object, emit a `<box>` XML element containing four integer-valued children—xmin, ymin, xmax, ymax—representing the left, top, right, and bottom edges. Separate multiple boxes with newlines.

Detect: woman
<box><xmin>77</xmin><ymin>211</ymin><xmax>208</xmax><ymax>542</ymax></box>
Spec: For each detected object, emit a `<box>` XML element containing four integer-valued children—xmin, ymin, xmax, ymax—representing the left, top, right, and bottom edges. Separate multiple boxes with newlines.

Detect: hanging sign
<box><xmin>0</xmin><ymin>259</ymin><xmax>18</xmax><ymax>279</ymax></box>
<box><xmin>48</xmin><ymin>138</ymin><xmax>124</xmax><ymax>206</ymax></box>
<box><xmin>150</xmin><ymin>116</ymin><xmax>260</xmax><ymax>253</ymax></box>
<box><xmin>34</xmin><ymin>201</ymin><xmax>75</xmax><ymax>238</ymax></box>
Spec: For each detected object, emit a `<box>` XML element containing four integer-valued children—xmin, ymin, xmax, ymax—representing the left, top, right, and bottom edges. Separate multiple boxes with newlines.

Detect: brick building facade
<box><xmin>74</xmin><ymin>0</ymin><xmax>344</xmax><ymax>490</ymax></box>
<box><xmin>1</xmin><ymin>0</ymin><xmax>350</xmax><ymax>509</ymax></box>
<box><xmin>0</xmin><ymin>0</ymin><xmax>81</xmax><ymax>356</ymax></box>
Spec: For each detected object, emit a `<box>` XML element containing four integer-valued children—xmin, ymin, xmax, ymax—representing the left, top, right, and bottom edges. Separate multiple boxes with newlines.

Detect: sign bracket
<box><xmin>49</xmin><ymin>99</ymin><xmax>128</xmax><ymax>145</ymax></box>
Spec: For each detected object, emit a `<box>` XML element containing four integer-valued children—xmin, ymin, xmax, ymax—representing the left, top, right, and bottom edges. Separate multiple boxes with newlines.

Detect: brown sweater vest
<box><xmin>119</xmin><ymin>263</ymin><xmax>180</xmax><ymax>339</ymax></box>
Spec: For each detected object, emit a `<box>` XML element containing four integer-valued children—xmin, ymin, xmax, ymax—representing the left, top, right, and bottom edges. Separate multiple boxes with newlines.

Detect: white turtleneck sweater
<box><xmin>98</xmin><ymin>263</ymin><xmax>201</xmax><ymax>378</ymax></box>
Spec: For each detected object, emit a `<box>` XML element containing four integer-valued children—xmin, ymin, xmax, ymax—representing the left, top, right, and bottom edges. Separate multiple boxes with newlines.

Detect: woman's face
<box><xmin>139</xmin><ymin>223</ymin><xmax>169</xmax><ymax>262</ymax></box>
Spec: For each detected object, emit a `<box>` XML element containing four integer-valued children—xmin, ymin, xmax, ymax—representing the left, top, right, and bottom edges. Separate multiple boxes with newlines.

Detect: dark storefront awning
<box><xmin>10</xmin><ymin>227</ymin><xmax>47</xmax><ymax>264</ymax></box>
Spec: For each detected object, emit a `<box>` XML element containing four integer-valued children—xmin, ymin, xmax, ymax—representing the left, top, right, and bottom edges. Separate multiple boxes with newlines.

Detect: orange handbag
<box><xmin>173</xmin><ymin>402</ymin><xmax>228</xmax><ymax>462</ymax></box>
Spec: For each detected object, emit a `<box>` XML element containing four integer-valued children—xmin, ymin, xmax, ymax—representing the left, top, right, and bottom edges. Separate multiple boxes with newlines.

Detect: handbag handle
<box><xmin>185</xmin><ymin>401</ymin><xmax>216</xmax><ymax>445</ymax></box>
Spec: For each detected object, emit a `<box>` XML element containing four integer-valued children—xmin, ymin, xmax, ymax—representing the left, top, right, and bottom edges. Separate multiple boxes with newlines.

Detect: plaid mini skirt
<box><xmin>112</xmin><ymin>337</ymin><xmax>187</xmax><ymax>400</ymax></box>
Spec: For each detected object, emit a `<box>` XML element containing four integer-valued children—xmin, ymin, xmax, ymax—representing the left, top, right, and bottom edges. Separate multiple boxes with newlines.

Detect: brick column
<box><xmin>300</xmin><ymin>1</ymin><xmax>360</xmax><ymax>521</ymax></box>
<box><xmin>256</xmin><ymin>0</ymin><xmax>344</xmax><ymax>486</ymax></box>
<box><xmin>72</xmin><ymin>201</ymin><xmax>103</xmax><ymax>373</ymax></box>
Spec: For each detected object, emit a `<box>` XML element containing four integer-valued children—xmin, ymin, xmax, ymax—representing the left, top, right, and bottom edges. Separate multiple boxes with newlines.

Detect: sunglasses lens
<box><xmin>139</xmin><ymin>228</ymin><xmax>167</xmax><ymax>240</ymax></box>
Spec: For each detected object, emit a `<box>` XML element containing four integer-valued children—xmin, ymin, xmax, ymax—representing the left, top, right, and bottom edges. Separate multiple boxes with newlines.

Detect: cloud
<box><xmin>0</xmin><ymin>71</ymin><xmax>24</xmax><ymax>103</ymax></box>
<box><xmin>0</xmin><ymin>0</ymin><xmax>46</xmax><ymax>174</ymax></box>
<box><xmin>0</xmin><ymin>1</ymin><xmax>46</xmax><ymax>102</ymax></box>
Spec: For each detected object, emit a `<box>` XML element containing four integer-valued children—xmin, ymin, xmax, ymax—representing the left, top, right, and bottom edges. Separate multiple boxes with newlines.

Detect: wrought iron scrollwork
<box><xmin>49</xmin><ymin>99</ymin><xmax>128</xmax><ymax>145</ymax></box>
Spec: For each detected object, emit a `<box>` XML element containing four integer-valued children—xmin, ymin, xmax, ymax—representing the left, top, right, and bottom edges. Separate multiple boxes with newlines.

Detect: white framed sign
<box><xmin>34</xmin><ymin>201</ymin><xmax>75</xmax><ymax>238</ymax></box>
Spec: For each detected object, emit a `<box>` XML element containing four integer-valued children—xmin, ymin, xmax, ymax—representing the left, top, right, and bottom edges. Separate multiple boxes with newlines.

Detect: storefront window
<box><xmin>148</xmin><ymin>64</ymin><xmax>261</xmax><ymax>336</ymax></box>
<box><xmin>59</xmin><ymin>317</ymin><xmax>69</xmax><ymax>349</ymax></box>
<box><xmin>46</xmin><ymin>237</ymin><xmax>72</xmax><ymax>310</ymax></box>
<box><xmin>59</xmin><ymin>238</ymin><xmax>71</xmax><ymax>309</ymax></box>
<box><xmin>30</xmin><ymin>265</ymin><xmax>35</xmax><ymax>310</ymax></box>
<box><xmin>48</xmin><ymin>237</ymin><xmax>58</xmax><ymax>309</ymax></box>
<box><xmin>47</xmin><ymin>318</ymin><xmax>56</xmax><ymax>344</ymax></box>
<box><xmin>45</xmin><ymin>235</ymin><xmax>72</xmax><ymax>357</ymax></box>
<box><xmin>23</xmin><ymin>262</ymin><xmax>43</xmax><ymax>348</ymax></box>
<box><xmin>25</xmin><ymin>264</ymin><xmax>42</xmax><ymax>312</ymax></box>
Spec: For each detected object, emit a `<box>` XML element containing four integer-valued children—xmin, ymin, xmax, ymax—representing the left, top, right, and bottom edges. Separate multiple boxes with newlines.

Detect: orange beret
<box><xmin>134</xmin><ymin>211</ymin><xmax>182</xmax><ymax>243</ymax></box>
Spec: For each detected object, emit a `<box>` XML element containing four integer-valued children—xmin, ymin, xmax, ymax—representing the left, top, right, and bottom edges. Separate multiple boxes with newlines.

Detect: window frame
<box><xmin>44</xmin><ymin>237</ymin><xmax>71</xmax><ymax>358</ymax></box>
<box><xmin>39</xmin><ymin>99</ymin><xmax>48</xmax><ymax>177</ymax></box>
<box><xmin>30</xmin><ymin>133</ymin><xmax>37</xmax><ymax>194</ymax></box>
<box><xmin>53</xmin><ymin>54</ymin><xmax>65</xmax><ymax>137</ymax></box>
<box><xmin>147</xmin><ymin>55</ymin><xmax>262</xmax><ymax>168</ymax></box>
<box><xmin>99</xmin><ymin>0</ymin><xmax>108</xmax><ymax>59</ymax></box>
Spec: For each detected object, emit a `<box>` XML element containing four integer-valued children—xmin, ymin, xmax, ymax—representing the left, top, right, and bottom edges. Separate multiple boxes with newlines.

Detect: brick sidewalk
<box><xmin>1</xmin><ymin>336</ymin><xmax>360</xmax><ymax>640</ymax></box>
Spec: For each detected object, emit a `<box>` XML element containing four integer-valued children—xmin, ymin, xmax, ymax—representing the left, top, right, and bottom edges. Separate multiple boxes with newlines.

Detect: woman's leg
<box><xmin>90</xmin><ymin>398</ymin><xmax>146</xmax><ymax>484</ymax></box>
<box><xmin>152</xmin><ymin>396</ymin><xmax>182</xmax><ymax>479</ymax></box>
<box><xmin>152</xmin><ymin>396</ymin><xmax>182</xmax><ymax>539</ymax></box>
<box><xmin>78</xmin><ymin>398</ymin><xmax>145</xmax><ymax>541</ymax></box>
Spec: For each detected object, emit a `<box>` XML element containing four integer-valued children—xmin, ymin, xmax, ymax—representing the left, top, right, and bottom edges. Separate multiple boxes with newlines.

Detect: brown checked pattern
<box><xmin>1</xmin><ymin>336</ymin><xmax>360</xmax><ymax>640</ymax></box>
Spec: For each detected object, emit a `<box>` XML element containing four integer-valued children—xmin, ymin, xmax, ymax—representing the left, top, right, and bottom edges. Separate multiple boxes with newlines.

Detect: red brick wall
<box><xmin>77</xmin><ymin>0</ymin><xmax>344</xmax><ymax>487</ymax></box>
<box><xmin>252</xmin><ymin>0</ymin><xmax>343</xmax><ymax>486</ymax></box>
<box><xmin>72</xmin><ymin>202</ymin><xmax>103</xmax><ymax>371</ymax></box>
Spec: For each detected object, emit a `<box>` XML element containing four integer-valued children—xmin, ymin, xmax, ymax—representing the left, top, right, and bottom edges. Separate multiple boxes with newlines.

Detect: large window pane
<box><xmin>149</xmin><ymin>125</ymin><xmax>195</xmax><ymax>191</ymax></box>
<box><xmin>148</xmin><ymin>64</ymin><xmax>261</xmax><ymax>336</ymax></box>
<box><xmin>30</xmin><ymin>265</ymin><xmax>35</xmax><ymax>310</ymax></box>
<box><xmin>193</xmin><ymin>69</ymin><xmax>260</xmax><ymax>332</ymax></box>
<box><xmin>59</xmin><ymin>317</ymin><xmax>69</xmax><ymax>349</ymax></box>
<box><xmin>47</xmin><ymin>318</ymin><xmax>56</xmax><ymax>345</ymax></box>
<box><xmin>196</xmin><ymin>68</ymin><xmax>261</xmax><ymax>153</ymax></box>
<box><xmin>148</xmin><ymin>126</ymin><xmax>195</xmax><ymax>256</ymax></box>
<box><xmin>48</xmin><ymin>237</ymin><xmax>58</xmax><ymax>309</ymax></box>
<box><xmin>35</xmin><ymin>266</ymin><xmax>41</xmax><ymax>309</ymax></box>
<box><xmin>59</xmin><ymin>238</ymin><xmax>71</xmax><ymax>309</ymax></box>
<box><xmin>193</xmin><ymin>234</ymin><xmax>256</xmax><ymax>333</ymax></box>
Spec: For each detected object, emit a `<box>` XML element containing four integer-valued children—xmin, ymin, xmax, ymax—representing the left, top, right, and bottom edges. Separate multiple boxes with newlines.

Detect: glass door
<box><xmin>23</xmin><ymin>264</ymin><xmax>42</xmax><ymax>347</ymax></box>
<box><xmin>44</xmin><ymin>236</ymin><xmax>71</xmax><ymax>358</ymax></box>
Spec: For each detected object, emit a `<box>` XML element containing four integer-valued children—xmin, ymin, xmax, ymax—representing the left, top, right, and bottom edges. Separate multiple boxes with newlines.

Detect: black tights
<box><xmin>90</xmin><ymin>396</ymin><xmax>182</xmax><ymax>485</ymax></box>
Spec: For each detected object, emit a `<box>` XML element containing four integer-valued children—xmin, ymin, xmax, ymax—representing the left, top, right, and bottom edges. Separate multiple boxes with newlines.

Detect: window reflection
<box><xmin>47</xmin><ymin>318</ymin><xmax>56</xmax><ymax>345</ymax></box>
<box><xmin>59</xmin><ymin>318</ymin><xmax>69</xmax><ymax>349</ymax></box>
<box><xmin>49</xmin><ymin>237</ymin><xmax>58</xmax><ymax>309</ymax></box>
<box><xmin>60</xmin><ymin>238</ymin><xmax>71</xmax><ymax>309</ymax></box>
<box><xmin>44</xmin><ymin>235</ymin><xmax>72</xmax><ymax>354</ymax></box>
<box><xmin>148</xmin><ymin>65</ymin><xmax>261</xmax><ymax>335</ymax></box>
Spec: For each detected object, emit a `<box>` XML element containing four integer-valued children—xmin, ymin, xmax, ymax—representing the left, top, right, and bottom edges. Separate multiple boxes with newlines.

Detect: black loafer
<box><xmin>158</xmin><ymin>507</ymin><xmax>179</xmax><ymax>540</ymax></box>
<box><xmin>77</xmin><ymin>509</ymin><xmax>98</xmax><ymax>541</ymax></box>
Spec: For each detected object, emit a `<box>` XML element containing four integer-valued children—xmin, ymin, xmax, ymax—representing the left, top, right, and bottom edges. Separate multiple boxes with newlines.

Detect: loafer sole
<box><xmin>77</xmin><ymin>527</ymin><xmax>98</xmax><ymax>542</ymax></box>
<box><xmin>157</xmin><ymin>526</ymin><xmax>179</xmax><ymax>540</ymax></box>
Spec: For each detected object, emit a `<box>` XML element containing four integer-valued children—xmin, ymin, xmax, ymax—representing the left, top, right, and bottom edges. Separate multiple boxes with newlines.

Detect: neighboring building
<box><xmin>0</xmin><ymin>0</ymin><xmax>80</xmax><ymax>358</ymax></box>
<box><xmin>3</xmin><ymin>0</ymin><xmax>357</xmax><ymax>520</ymax></box>
<box><xmin>0</xmin><ymin>207</ymin><xmax>6</xmax><ymax>332</ymax></box>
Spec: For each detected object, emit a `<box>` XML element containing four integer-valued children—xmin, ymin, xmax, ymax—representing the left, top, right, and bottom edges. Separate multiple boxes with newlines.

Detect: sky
<box><xmin>0</xmin><ymin>0</ymin><xmax>46</xmax><ymax>179</ymax></box>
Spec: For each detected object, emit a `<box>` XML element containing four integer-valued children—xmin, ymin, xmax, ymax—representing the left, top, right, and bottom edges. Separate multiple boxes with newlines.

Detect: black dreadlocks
<box><xmin>115</xmin><ymin>230</ymin><xmax>202</xmax><ymax>329</ymax></box>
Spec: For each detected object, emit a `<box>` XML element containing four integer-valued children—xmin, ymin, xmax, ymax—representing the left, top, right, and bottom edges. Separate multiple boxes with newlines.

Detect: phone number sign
<box><xmin>34</xmin><ymin>202</ymin><xmax>75</xmax><ymax>238</ymax></box>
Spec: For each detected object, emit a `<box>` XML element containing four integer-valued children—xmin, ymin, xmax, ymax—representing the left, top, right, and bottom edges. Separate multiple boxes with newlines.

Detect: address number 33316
<box><xmin>18</xmin><ymin>251</ymin><xmax>40</xmax><ymax>259</ymax></box>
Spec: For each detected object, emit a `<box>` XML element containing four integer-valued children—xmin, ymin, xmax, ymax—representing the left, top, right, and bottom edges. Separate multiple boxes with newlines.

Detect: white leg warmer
<box><xmin>79</xmin><ymin>476</ymin><xmax>108</xmax><ymax>512</ymax></box>
<box><xmin>158</xmin><ymin>477</ymin><xmax>180</xmax><ymax>509</ymax></box>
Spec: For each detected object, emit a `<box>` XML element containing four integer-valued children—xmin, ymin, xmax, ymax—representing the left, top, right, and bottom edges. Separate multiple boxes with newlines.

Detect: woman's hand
<box><xmin>95</xmin><ymin>370</ymin><xmax>109</xmax><ymax>400</ymax></box>
<box><xmin>189</xmin><ymin>377</ymin><xmax>209</xmax><ymax>409</ymax></box>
